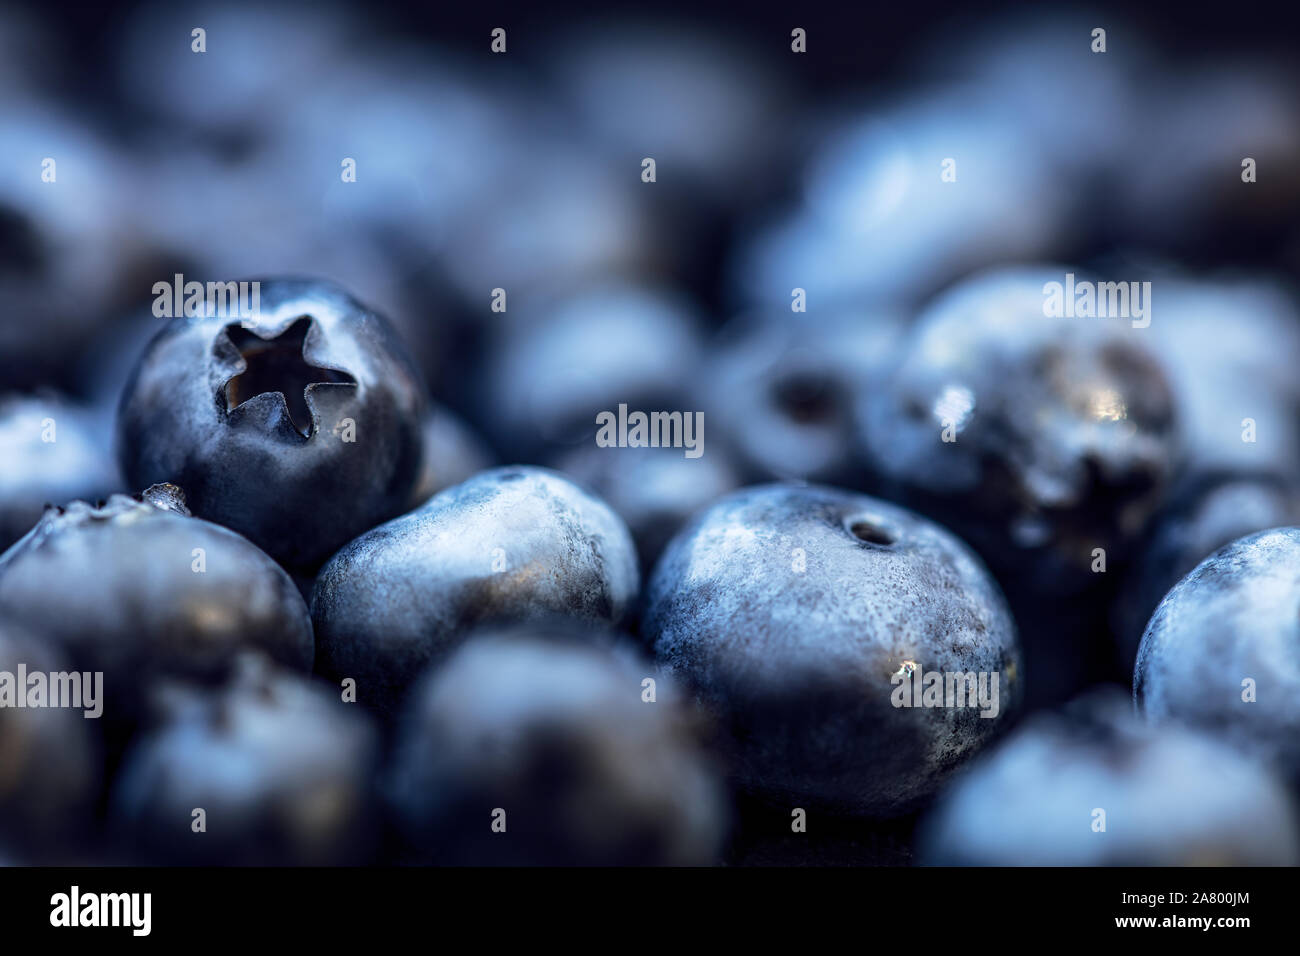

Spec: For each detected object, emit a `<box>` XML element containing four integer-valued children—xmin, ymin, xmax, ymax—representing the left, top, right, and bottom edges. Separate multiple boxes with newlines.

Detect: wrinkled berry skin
<box><xmin>919</xmin><ymin>688</ymin><xmax>1299</xmax><ymax>865</ymax></box>
<box><xmin>642</xmin><ymin>483</ymin><xmax>1022</xmax><ymax>817</ymax></box>
<box><xmin>388</xmin><ymin>624</ymin><xmax>727</xmax><ymax>865</ymax></box>
<box><xmin>116</xmin><ymin>278</ymin><xmax>426</xmax><ymax>568</ymax></box>
<box><xmin>0</xmin><ymin>392</ymin><xmax>122</xmax><ymax>552</ymax></box>
<box><xmin>313</xmin><ymin>467</ymin><xmax>639</xmax><ymax>719</ymax></box>
<box><xmin>0</xmin><ymin>485</ymin><xmax>313</xmax><ymax>731</ymax></box>
<box><xmin>1135</xmin><ymin>527</ymin><xmax>1300</xmax><ymax>784</ymax></box>
<box><xmin>858</xmin><ymin>266</ymin><xmax>1179</xmax><ymax>593</ymax></box>
<box><xmin>110</xmin><ymin>655</ymin><xmax>379</xmax><ymax>865</ymax></box>
<box><xmin>0</xmin><ymin>625</ymin><xmax>102</xmax><ymax>862</ymax></box>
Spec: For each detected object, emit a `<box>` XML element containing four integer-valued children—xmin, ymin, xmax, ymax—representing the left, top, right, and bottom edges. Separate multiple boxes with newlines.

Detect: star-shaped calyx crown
<box><xmin>221</xmin><ymin>317</ymin><xmax>357</xmax><ymax>437</ymax></box>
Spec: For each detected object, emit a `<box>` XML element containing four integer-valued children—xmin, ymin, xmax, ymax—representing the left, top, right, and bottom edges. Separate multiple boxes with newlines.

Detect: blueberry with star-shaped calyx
<box><xmin>116</xmin><ymin>278</ymin><xmax>426</xmax><ymax>568</ymax></box>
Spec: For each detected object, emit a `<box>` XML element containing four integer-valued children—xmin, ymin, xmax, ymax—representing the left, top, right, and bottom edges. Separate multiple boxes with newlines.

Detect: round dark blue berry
<box><xmin>1135</xmin><ymin>527</ymin><xmax>1300</xmax><ymax>785</ymax></box>
<box><xmin>858</xmin><ymin>266</ymin><xmax>1180</xmax><ymax>593</ymax></box>
<box><xmin>1114</xmin><ymin>473</ymin><xmax>1300</xmax><ymax>668</ymax></box>
<box><xmin>642</xmin><ymin>482</ymin><xmax>1022</xmax><ymax>817</ymax></box>
<box><xmin>116</xmin><ymin>278</ymin><xmax>426</xmax><ymax>568</ymax></box>
<box><xmin>0</xmin><ymin>484</ymin><xmax>313</xmax><ymax>733</ymax></box>
<box><xmin>312</xmin><ymin>466</ymin><xmax>638</xmax><ymax>719</ymax></box>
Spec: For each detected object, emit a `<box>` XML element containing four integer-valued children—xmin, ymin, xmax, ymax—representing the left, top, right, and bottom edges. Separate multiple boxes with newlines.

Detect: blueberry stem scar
<box><xmin>223</xmin><ymin>316</ymin><xmax>357</xmax><ymax>436</ymax></box>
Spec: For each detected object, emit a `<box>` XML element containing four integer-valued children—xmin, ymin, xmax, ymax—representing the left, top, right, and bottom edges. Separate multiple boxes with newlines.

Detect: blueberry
<box><xmin>729</xmin><ymin>93</ymin><xmax>1068</xmax><ymax>313</ymax></box>
<box><xmin>440</xmin><ymin>140</ymin><xmax>661</xmax><ymax>307</ymax></box>
<box><xmin>0</xmin><ymin>392</ymin><xmax>122</xmax><ymax>552</ymax></box>
<box><xmin>542</xmin><ymin>23</ymin><xmax>792</xmax><ymax>286</ymax></box>
<box><xmin>642</xmin><ymin>482</ymin><xmax>1021</xmax><ymax>817</ymax></box>
<box><xmin>546</xmin><ymin>23</ymin><xmax>788</xmax><ymax>201</ymax></box>
<box><xmin>0</xmin><ymin>484</ymin><xmax>313</xmax><ymax>733</ymax></box>
<box><xmin>551</xmin><ymin>442</ymin><xmax>740</xmax><ymax>572</ymax></box>
<box><xmin>1143</xmin><ymin>276</ymin><xmax>1300</xmax><ymax>480</ymax></box>
<box><xmin>916</xmin><ymin>12</ymin><xmax>1147</xmax><ymax>193</ymax></box>
<box><xmin>116</xmin><ymin>278</ymin><xmax>426</xmax><ymax>568</ymax></box>
<box><xmin>408</xmin><ymin>401</ymin><xmax>496</xmax><ymax>511</ymax></box>
<box><xmin>1135</xmin><ymin>527</ymin><xmax>1300</xmax><ymax>785</ymax></box>
<box><xmin>312</xmin><ymin>466</ymin><xmax>639</xmax><ymax>718</ymax></box>
<box><xmin>388</xmin><ymin>623</ymin><xmax>727</xmax><ymax>865</ymax></box>
<box><xmin>0</xmin><ymin>104</ymin><xmax>135</xmax><ymax>390</ymax></box>
<box><xmin>919</xmin><ymin>688</ymin><xmax>1299</xmax><ymax>865</ymax></box>
<box><xmin>858</xmin><ymin>266</ymin><xmax>1179</xmax><ymax>591</ymax></box>
<box><xmin>110</xmin><ymin>653</ymin><xmax>379</xmax><ymax>865</ymax></box>
<box><xmin>481</xmin><ymin>282</ymin><xmax>704</xmax><ymax>459</ymax></box>
<box><xmin>695</xmin><ymin>308</ymin><xmax>904</xmax><ymax>486</ymax></box>
<box><xmin>265</xmin><ymin>43</ymin><xmax>528</xmax><ymax>258</ymax></box>
<box><xmin>0</xmin><ymin>624</ymin><xmax>102</xmax><ymax>862</ymax></box>
<box><xmin>116</xmin><ymin>1</ymin><xmax>362</xmax><ymax>150</ymax></box>
<box><xmin>1114</xmin><ymin>473</ymin><xmax>1300</xmax><ymax>668</ymax></box>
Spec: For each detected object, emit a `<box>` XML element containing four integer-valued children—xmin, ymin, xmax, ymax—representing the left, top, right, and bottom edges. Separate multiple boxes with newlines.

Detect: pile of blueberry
<box><xmin>3</xmin><ymin>4</ymin><xmax>1300</xmax><ymax>866</ymax></box>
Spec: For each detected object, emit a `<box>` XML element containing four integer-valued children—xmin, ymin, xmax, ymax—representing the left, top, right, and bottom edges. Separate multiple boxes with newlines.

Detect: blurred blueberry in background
<box><xmin>859</xmin><ymin>265</ymin><xmax>1180</xmax><ymax>592</ymax></box>
<box><xmin>0</xmin><ymin>624</ymin><xmax>103</xmax><ymax>863</ymax></box>
<box><xmin>1136</xmin><ymin>274</ymin><xmax>1300</xmax><ymax>481</ymax></box>
<box><xmin>919</xmin><ymin>687</ymin><xmax>1300</xmax><ymax>866</ymax></box>
<box><xmin>115</xmin><ymin>0</ymin><xmax>365</xmax><ymax>150</ymax></box>
<box><xmin>0</xmin><ymin>392</ymin><xmax>122</xmax><ymax>551</ymax></box>
<box><xmin>0</xmin><ymin>105</ymin><xmax>139</xmax><ymax>390</ymax></box>
<box><xmin>914</xmin><ymin>13</ymin><xmax>1148</xmax><ymax>217</ymax></box>
<box><xmin>408</xmin><ymin>402</ymin><xmax>497</xmax><ymax>510</ymax></box>
<box><xmin>111</xmin><ymin>653</ymin><xmax>380</xmax><ymax>865</ymax></box>
<box><xmin>729</xmin><ymin>90</ymin><xmax>1070</xmax><ymax>314</ymax></box>
<box><xmin>553</xmin><ymin>441</ymin><xmax>741</xmax><ymax>573</ymax></box>
<box><xmin>442</xmin><ymin>140</ymin><xmax>663</xmax><ymax>307</ymax></box>
<box><xmin>388</xmin><ymin>623</ymin><xmax>728</xmax><ymax>866</ymax></box>
<box><xmin>544</xmin><ymin>20</ymin><xmax>794</xmax><ymax>295</ymax></box>
<box><xmin>482</xmin><ymin>281</ymin><xmax>705</xmax><ymax>459</ymax></box>
<box><xmin>696</xmin><ymin>306</ymin><xmax>906</xmax><ymax>487</ymax></box>
<box><xmin>546</xmin><ymin>20</ymin><xmax>791</xmax><ymax>202</ymax></box>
